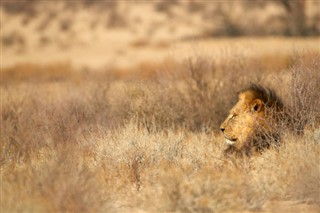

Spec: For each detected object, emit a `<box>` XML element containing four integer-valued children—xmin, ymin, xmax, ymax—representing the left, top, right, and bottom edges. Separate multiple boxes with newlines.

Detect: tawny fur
<box><xmin>220</xmin><ymin>83</ymin><xmax>284</xmax><ymax>156</ymax></box>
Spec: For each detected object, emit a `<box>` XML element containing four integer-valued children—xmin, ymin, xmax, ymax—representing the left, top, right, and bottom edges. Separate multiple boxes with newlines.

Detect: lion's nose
<box><xmin>220</xmin><ymin>127</ymin><xmax>225</xmax><ymax>132</ymax></box>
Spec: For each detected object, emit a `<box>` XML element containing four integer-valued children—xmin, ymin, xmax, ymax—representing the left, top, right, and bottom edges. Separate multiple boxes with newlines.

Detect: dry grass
<box><xmin>0</xmin><ymin>62</ymin><xmax>79</xmax><ymax>84</ymax></box>
<box><xmin>1</xmin><ymin>51</ymin><xmax>320</xmax><ymax>213</ymax></box>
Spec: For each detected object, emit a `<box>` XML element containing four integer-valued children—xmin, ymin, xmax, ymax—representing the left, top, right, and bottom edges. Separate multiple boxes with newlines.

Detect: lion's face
<box><xmin>220</xmin><ymin>91</ymin><xmax>267</xmax><ymax>150</ymax></box>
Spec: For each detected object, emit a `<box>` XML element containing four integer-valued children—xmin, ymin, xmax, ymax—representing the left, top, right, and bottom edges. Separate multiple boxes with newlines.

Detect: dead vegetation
<box><xmin>1</xmin><ymin>1</ymin><xmax>319</xmax><ymax>56</ymax></box>
<box><xmin>1</xmin><ymin>2</ymin><xmax>319</xmax><ymax>212</ymax></box>
<box><xmin>1</xmin><ymin>50</ymin><xmax>320</xmax><ymax>212</ymax></box>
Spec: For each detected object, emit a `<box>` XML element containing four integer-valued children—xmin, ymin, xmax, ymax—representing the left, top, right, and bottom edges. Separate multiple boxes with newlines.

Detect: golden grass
<box><xmin>0</xmin><ymin>62</ymin><xmax>79</xmax><ymax>84</ymax></box>
<box><xmin>1</xmin><ymin>50</ymin><xmax>320</xmax><ymax>213</ymax></box>
<box><xmin>2</xmin><ymin>121</ymin><xmax>319</xmax><ymax>212</ymax></box>
<box><xmin>3</xmin><ymin>50</ymin><xmax>319</xmax><ymax>84</ymax></box>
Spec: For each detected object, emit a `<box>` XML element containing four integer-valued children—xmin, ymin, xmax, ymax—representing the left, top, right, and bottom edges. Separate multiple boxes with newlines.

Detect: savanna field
<box><xmin>1</xmin><ymin>1</ymin><xmax>320</xmax><ymax>213</ymax></box>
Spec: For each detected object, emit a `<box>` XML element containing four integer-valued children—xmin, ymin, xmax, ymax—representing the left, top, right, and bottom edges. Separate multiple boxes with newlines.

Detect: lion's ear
<box><xmin>250</xmin><ymin>99</ymin><xmax>263</xmax><ymax>112</ymax></box>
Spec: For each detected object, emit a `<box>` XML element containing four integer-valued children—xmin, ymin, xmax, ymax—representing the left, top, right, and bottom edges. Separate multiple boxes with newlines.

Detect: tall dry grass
<box><xmin>1</xmin><ymin>52</ymin><xmax>319</xmax><ymax>213</ymax></box>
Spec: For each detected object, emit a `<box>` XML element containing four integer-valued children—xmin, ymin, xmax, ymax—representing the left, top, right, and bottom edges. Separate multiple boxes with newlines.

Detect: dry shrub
<box><xmin>1</xmin><ymin>82</ymin><xmax>113</xmax><ymax>165</ymax></box>
<box><xmin>2</xmin><ymin>119</ymin><xmax>319</xmax><ymax>212</ymax></box>
<box><xmin>120</xmin><ymin>54</ymin><xmax>266</xmax><ymax>132</ymax></box>
<box><xmin>1</xmin><ymin>52</ymin><xmax>320</xmax><ymax>213</ymax></box>
<box><xmin>260</xmin><ymin>51</ymin><xmax>320</xmax><ymax>141</ymax></box>
<box><xmin>2</xmin><ymin>148</ymin><xmax>109</xmax><ymax>212</ymax></box>
<box><xmin>286</xmin><ymin>52</ymin><xmax>320</xmax><ymax>133</ymax></box>
<box><xmin>129</xmin><ymin>53</ymin><xmax>319</xmax><ymax>136</ymax></box>
<box><xmin>140</xmin><ymin>164</ymin><xmax>266</xmax><ymax>213</ymax></box>
<box><xmin>252</xmin><ymin>134</ymin><xmax>320</xmax><ymax>204</ymax></box>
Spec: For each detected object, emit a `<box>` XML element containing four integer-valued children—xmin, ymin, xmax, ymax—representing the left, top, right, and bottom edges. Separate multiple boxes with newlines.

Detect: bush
<box><xmin>1</xmin><ymin>52</ymin><xmax>319</xmax><ymax>212</ymax></box>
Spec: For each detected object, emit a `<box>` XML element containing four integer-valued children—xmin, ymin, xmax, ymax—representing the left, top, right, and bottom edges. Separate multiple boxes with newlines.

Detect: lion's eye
<box><xmin>231</xmin><ymin>114</ymin><xmax>237</xmax><ymax>119</ymax></box>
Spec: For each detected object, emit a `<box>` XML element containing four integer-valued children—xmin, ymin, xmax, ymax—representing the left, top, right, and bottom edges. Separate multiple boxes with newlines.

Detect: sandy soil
<box><xmin>2</xmin><ymin>37</ymin><xmax>320</xmax><ymax>70</ymax></box>
<box><xmin>2</xmin><ymin>1</ymin><xmax>319</xmax><ymax>70</ymax></box>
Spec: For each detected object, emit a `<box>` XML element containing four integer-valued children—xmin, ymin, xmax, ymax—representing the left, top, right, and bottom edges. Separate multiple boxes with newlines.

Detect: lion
<box><xmin>220</xmin><ymin>84</ymin><xmax>284</xmax><ymax>156</ymax></box>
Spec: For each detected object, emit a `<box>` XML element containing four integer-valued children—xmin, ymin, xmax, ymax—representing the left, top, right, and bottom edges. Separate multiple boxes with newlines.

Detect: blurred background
<box><xmin>1</xmin><ymin>0</ymin><xmax>319</xmax><ymax>72</ymax></box>
<box><xmin>2</xmin><ymin>2</ymin><xmax>320</xmax><ymax>212</ymax></box>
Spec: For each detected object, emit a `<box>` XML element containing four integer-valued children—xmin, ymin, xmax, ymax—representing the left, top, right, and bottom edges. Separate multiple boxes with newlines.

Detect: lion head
<box><xmin>220</xmin><ymin>84</ymin><xmax>284</xmax><ymax>155</ymax></box>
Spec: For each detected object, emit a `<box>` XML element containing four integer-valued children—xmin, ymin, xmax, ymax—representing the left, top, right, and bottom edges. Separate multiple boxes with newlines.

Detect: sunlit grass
<box><xmin>1</xmin><ymin>49</ymin><xmax>319</xmax><ymax>213</ymax></box>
